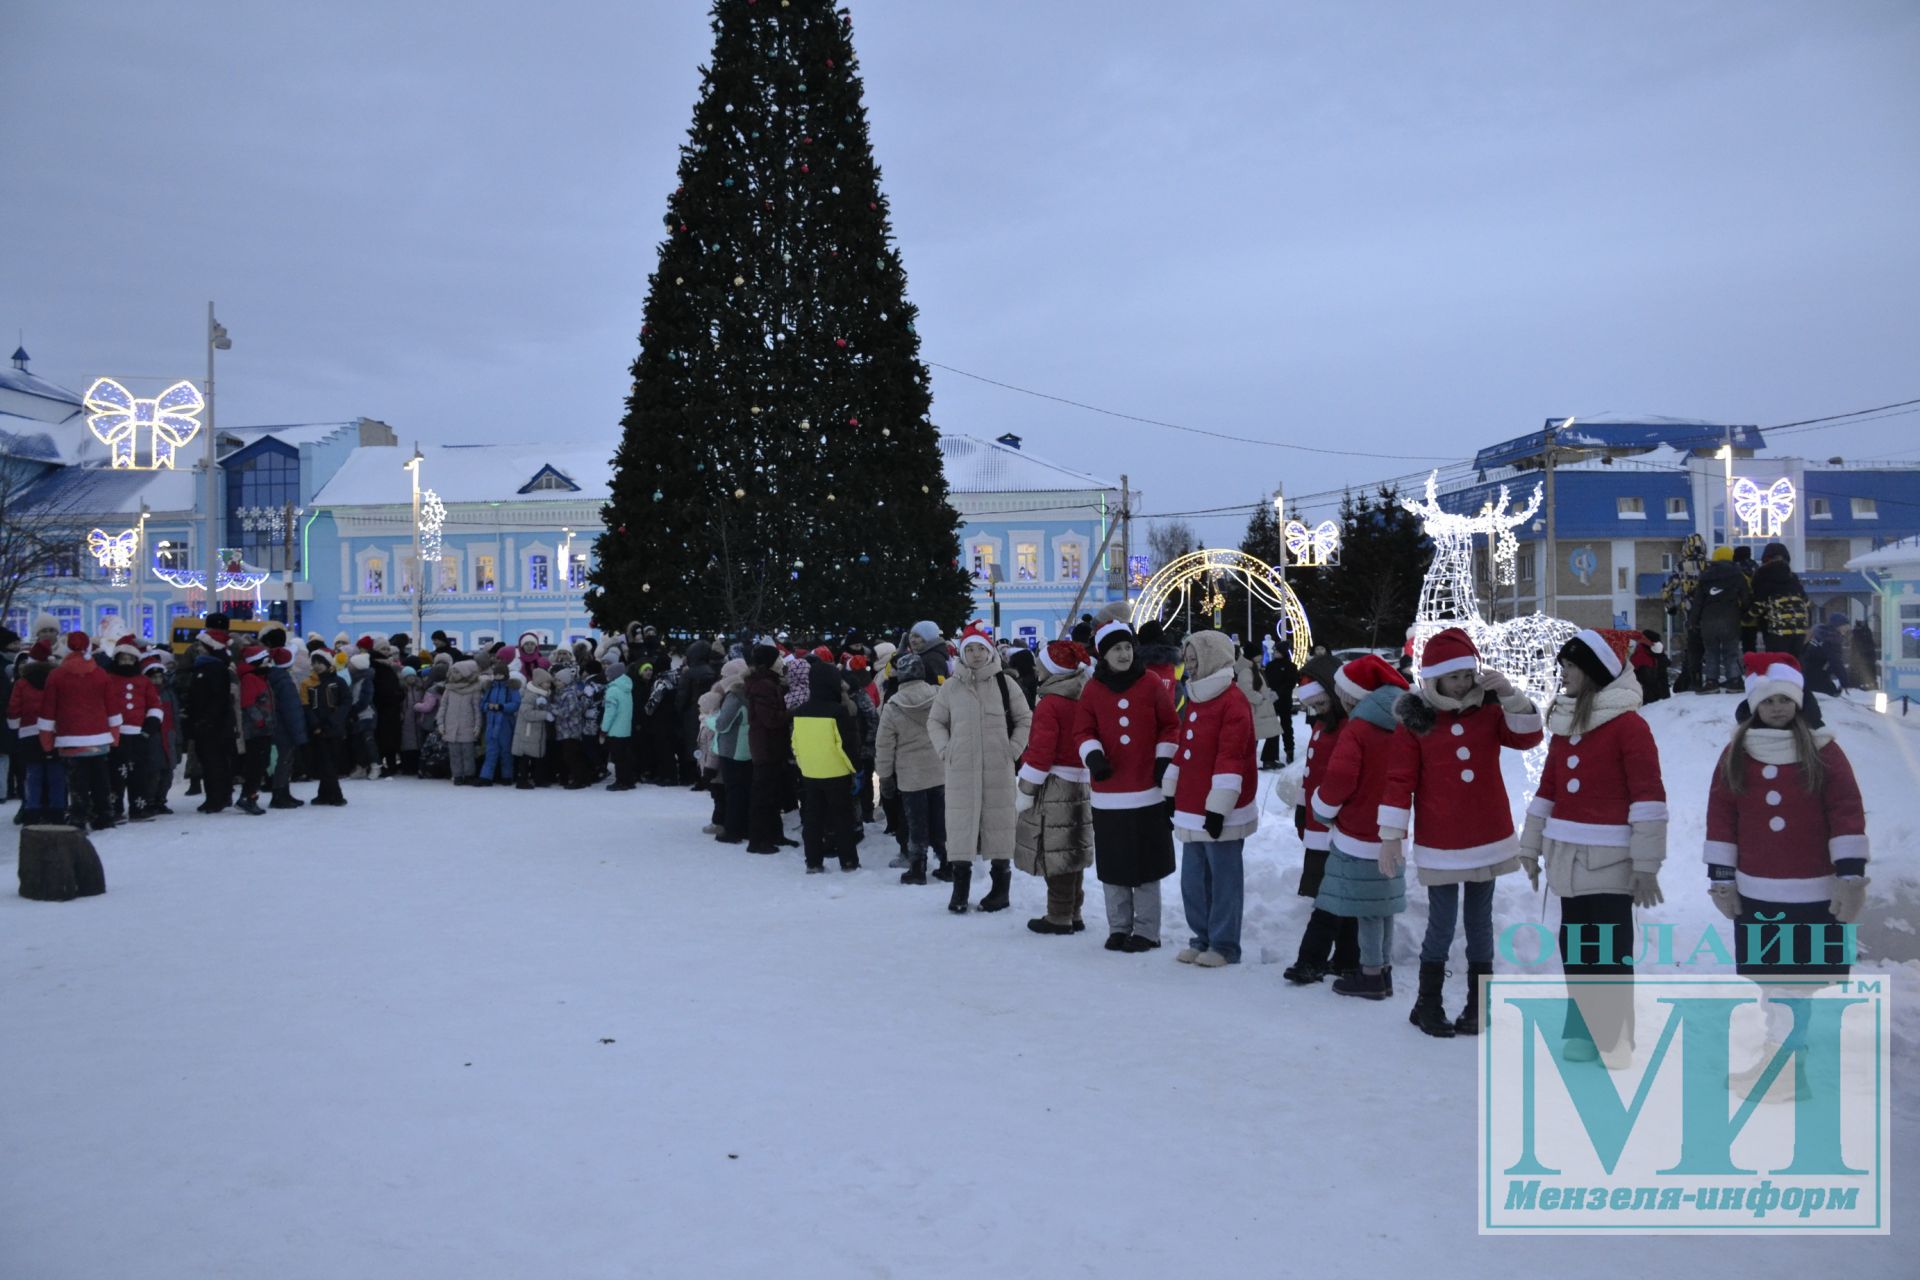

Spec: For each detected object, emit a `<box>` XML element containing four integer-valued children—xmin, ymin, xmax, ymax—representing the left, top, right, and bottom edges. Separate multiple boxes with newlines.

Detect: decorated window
<box><xmin>1015</xmin><ymin>543</ymin><xmax>1039</xmax><ymax>581</ymax></box>
<box><xmin>1058</xmin><ymin>542</ymin><xmax>1084</xmax><ymax>582</ymax></box>
<box><xmin>364</xmin><ymin>557</ymin><xmax>386</xmax><ymax>595</ymax></box>
<box><xmin>1900</xmin><ymin>603</ymin><xmax>1920</xmax><ymax>661</ymax></box>
<box><xmin>474</xmin><ymin>554</ymin><xmax>497</xmax><ymax>593</ymax></box>
<box><xmin>970</xmin><ymin>542</ymin><xmax>997</xmax><ymax>576</ymax></box>
<box><xmin>53</xmin><ymin>606</ymin><xmax>81</xmax><ymax>635</ymax></box>
<box><xmin>568</xmin><ymin>553</ymin><xmax>588</xmax><ymax>588</ymax></box>
<box><xmin>439</xmin><ymin>553</ymin><xmax>461</xmax><ymax>592</ymax></box>
<box><xmin>528</xmin><ymin>554</ymin><xmax>551</xmax><ymax>592</ymax></box>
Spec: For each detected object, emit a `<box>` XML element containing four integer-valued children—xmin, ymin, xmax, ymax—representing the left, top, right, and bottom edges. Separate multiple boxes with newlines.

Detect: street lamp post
<box><xmin>404</xmin><ymin>444</ymin><xmax>424</xmax><ymax>647</ymax></box>
<box><xmin>559</xmin><ymin>526</ymin><xmax>574</xmax><ymax>646</ymax></box>
<box><xmin>203</xmin><ymin>303</ymin><xmax>230</xmax><ymax>621</ymax></box>
<box><xmin>132</xmin><ymin>503</ymin><xmax>150</xmax><ymax>639</ymax></box>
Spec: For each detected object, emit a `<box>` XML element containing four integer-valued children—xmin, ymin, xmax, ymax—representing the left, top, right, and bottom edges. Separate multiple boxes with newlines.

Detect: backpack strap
<box><xmin>995</xmin><ymin>670</ymin><xmax>1016</xmax><ymax>738</ymax></box>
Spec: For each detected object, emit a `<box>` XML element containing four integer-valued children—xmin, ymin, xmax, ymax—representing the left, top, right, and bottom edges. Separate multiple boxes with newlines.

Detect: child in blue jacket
<box><xmin>479</xmin><ymin>669</ymin><xmax>522</xmax><ymax>785</ymax></box>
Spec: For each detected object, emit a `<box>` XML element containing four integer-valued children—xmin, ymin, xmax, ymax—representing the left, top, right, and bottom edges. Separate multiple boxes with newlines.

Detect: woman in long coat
<box><xmin>928</xmin><ymin>623</ymin><xmax>1032</xmax><ymax>914</ymax></box>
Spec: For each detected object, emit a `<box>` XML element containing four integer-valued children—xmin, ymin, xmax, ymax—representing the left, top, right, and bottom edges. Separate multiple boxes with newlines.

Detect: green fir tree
<box><xmin>589</xmin><ymin>0</ymin><xmax>974</xmax><ymax>639</ymax></box>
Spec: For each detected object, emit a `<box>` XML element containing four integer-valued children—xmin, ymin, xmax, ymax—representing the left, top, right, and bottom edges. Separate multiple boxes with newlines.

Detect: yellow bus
<box><xmin>167</xmin><ymin>616</ymin><xmax>280</xmax><ymax>656</ymax></box>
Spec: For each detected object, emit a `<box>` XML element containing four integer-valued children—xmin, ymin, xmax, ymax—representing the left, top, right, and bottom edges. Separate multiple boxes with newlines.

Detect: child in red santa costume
<box><xmin>1519</xmin><ymin>629</ymin><xmax>1668</xmax><ymax>1068</ymax></box>
<box><xmin>1015</xmin><ymin>639</ymin><xmax>1096</xmax><ymax>936</ymax></box>
<box><xmin>1164</xmin><ymin>629</ymin><xmax>1260</xmax><ymax>966</ymax></box>
<box><xmin>1073</xmin><ymin>619</ymin><xmax>1178</xmax><ymax>953</ymax></box>
<box><xmin>1380</xmin><ymin>627</ymin><xmax>1544</xmax><ymax>1038</ymax></box>
<box><xmin>1706</xmin><ymin>652</ymin><xmax>1869</xmax><ymax>1097</ymax></box>
<box><xmin>39</xmin><ymin>631</ymin><xmax>121</xmax><ymax>831</ymax></box>
<box><xmin>1309</xmin><ymin>655</ymin><xmax>1411</xmax><ymax>1000</ymax></box>
<box><xmin>1275</xmin><ymin>653</ymin><xmax>1360</xmax><ymax>984</ymax></box>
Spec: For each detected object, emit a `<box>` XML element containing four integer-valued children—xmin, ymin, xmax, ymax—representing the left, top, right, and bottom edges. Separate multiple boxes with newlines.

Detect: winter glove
<box><xmin>880</xmin><ymin>776</ymin><xmax>898</xmax><ymax>799</ymax></box>
<box><xmin>1709</xmin><ymin>881</ymin><xmax>1741</xmax><ymax>920</ymax></box>
<box><xmin>1014</xmin><ymin>789</ymin><xmax>1036</xmax><ymax>814</ymax></box>
<box><xmin>1152</xmin><ymin>757</ymin><xmax>1171</xmax><ymax>787</ymax></box>
<box><xmin>1162</xmin><ymin>796</ymin><xmax>1178</xmax><ymax>823</ymax></box>
<box><xmin>1084</xmin><ymin>749</ymin><xmax>1113</xmax><ymax>783</ymax></box>
<box><xmin>1203</xmin><ymin>811</ymin><xmax>1224</xmax><ymax>839</ymax></box>
<box><xmin>1829</xmin><ymin>875</ymin><xmax>1869</xmax><ymax>925</ymax></box>
<box><xmin>1519</xmin><ymin>853</ymin><xmax>1541</xmax><ymax>891</ymax></box>
<box><xmin>1630</xmin><ymin>871</ymin><xmax>1664</xmax><ymax>909</ymax></box>
<box><xmin>1377</xmin><ymin>838</ymin><xmax>1404</xmax><ymax>878</ymax></box>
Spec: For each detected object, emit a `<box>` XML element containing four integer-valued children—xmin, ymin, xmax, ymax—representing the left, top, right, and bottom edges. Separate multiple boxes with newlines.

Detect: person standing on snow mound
<box><xmin>1694</xmin><ymin>546</ymin><xmax>1750</xmax><ymax>693</ymax></box>
<box><xmin>1705</xmin><ymin>653</ymin><xmax>1870</xmax><ymax>1098</ymax></box>
<box><xmin>928</xmin><ymin>623</ymin><xmax>1032</xmax><ymax>914</ymax></box>
<box><xmin>1308</xmin><ymin>655</ymin><xmax>1411</xmax><ymax>1001</ymax></box>
<box><xmin>1165</xmin><ymin>630</ymin><xmax>1260</xmax><ymax>969</ymax></box>
<box><xmin>1073</xmin><ymin>619</ymin><xmax>1178</xmax><ymax>953</ymax></box>
<box><xmin>1519</xmin><ymin>629</ymin><xmax>1668</xmax><ymax>1070</ymax></box>
<box><xmin>1377</xmin><ymin>627</ymin><xmax>1543</xmax><ymax>1039</ymax></box>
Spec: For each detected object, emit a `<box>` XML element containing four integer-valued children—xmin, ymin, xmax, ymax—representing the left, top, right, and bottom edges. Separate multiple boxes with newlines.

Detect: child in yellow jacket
<box><xmin>791</xmin><ymin>660</ymin><xmax>859</xmax><ymax>874</ymax></box>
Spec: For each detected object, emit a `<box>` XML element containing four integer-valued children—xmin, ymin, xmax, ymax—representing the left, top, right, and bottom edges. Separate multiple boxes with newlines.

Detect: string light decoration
<box><xmin>1283</xmin><ymin>518</ymin><xmax>1341</xmax><ymax>567</ymax></box>
<box><xmin>418</xmin><ymin>489</ymin><xmax>446</xmax><ymax>562</ymax></box>
<box><xmin>1731</xmin><ymin>475</ymin><xmax>1794</xmax><ymax>540</ymax></box>
<box><xmin>238</xmin><ymin>504</ymin><xmax>300</xmax><ymax>542</ymax></box>
<box><xmin>83</xmin><ymin>377</ymin><xmax>205</xmax><ymax>469</ymax></box>
<box><xmin>1403</xmin><ymin>472</ymin><xmax>1576</xmax><ymax>739</ymax></box>
<box><xmin>86</xmin><ymin>527</ymin><xmax>138</xmax><ymax>586</ymax></box>
<box><xmin>1132</xmin><ymin>548</ymin><xmax>1313</xmax><ymax>666</ymax></box>
<box><xmin>153</xmin><ymin>547</ymin><xmax>270</xmax><ymax>604</ymax></box>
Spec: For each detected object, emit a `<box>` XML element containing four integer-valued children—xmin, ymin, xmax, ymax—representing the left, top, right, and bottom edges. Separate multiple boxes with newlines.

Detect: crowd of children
<box><xmin>2</xmin><ymin>605</ymin><xmax>1877</xmax><ymax>1075</ymax></box>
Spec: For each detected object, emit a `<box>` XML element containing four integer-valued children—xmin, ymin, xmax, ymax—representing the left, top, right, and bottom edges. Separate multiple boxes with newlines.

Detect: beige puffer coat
<box><xmin>1015</xmin><ymin>667</ymin><xmax>1094</xmax><ymax>878</ymax></box>
<box><xmin>1234</xmin><ymin>656</ymin><xmax>1282</xmax><ymax>740</ymax></box>
<box><xmin>434</xmin><ymin>660</ymin><xmax>484</xmax><ymax>744</ymax></box>
<box><xmin>928</xmin><ymin>649</ymin><xmax>1032</xmax><ymax>864</ymax></box>
<box><xmin>875</xmin><ymin>679</ymin><xmax>942</xmax><ymax>792</ymax></box>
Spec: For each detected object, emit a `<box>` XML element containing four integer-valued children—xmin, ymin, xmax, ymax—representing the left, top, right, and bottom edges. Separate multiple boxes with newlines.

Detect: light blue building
<box><xmin>937</xmin><ymin>433</ymin><xmax>1132</xmax><ymax>647</ymax></box>
<box><xmin>1848</xmin><ymin>537</ymin><xmax>1920</xmax><ymax>700</ymax></box>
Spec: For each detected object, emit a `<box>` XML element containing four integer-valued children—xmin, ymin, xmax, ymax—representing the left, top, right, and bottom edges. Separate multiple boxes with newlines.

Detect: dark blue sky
<box><xmin>4</xmin><ymin>1</ymin><xmax>1916</xmax><ymax>530</ymax></box>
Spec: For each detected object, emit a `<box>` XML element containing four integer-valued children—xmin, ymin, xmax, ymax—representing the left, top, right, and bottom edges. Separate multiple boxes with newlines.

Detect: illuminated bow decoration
<box><xmin>87</xmin><ymin>527</ymin><xmax>139</xmax><ymax>584</ymax></box>
<box><xmin>84</xmin><ymin>377</ymin><xmax>205</xmax><ymax>469</ymax></box>
<box><xmin>1284</xmin><ymin>519</ymin><xmax>1341</xmax><ymax>566</ymax></box>
<box><xmin>1731</xmin><ymin>476</ymin><xmax>1794</xmax><ymax>539</ymax></box>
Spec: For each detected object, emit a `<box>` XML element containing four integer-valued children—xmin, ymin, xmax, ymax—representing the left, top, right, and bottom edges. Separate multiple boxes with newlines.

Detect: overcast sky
<box><xmin>5</xmin><ymin>1</ymin><xmax>1917</xmax><ymax>530</ymax></box>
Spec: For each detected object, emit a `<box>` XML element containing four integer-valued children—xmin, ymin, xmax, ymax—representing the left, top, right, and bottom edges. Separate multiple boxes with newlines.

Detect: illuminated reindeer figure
<box><xmin>1403</xmin><ymin>472</ymin><xmax>1577</xmax><ymax>714</ymax></box>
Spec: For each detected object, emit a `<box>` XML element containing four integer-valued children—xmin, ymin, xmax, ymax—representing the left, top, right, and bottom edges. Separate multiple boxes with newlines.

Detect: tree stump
<box><xmin>18</xmin><ymin>824</ymin><xmax>107</xmax><ymax>902</ymax></box>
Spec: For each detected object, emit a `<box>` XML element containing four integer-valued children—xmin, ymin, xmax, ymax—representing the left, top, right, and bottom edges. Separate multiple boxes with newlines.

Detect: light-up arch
<box><xmin>1131</xmin><ymin>549</ymin><xmax>1312</xmax><ymax>666</ymax></box>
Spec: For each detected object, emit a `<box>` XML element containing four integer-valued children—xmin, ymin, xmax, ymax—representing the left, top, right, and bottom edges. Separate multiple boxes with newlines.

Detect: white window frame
<box><xmin>1616</xmin><ymin>496</ymin><xmax>1647</xmax><ymax>519</ymax></box>
<box><xmin>1516</xmin><ymin>551</ymin><xmax>1536</xmax><ymax>582</ymax></box>
<box><xmin>1851</xmin><ymin>497</ymin><xmax>1878</xmax><ymax>520</ymax></box>
<box><xmin>969</xmin><ymin>537</ymin><xmax>1001</xmax><ymax>578</ymax></box>
<box><xmin>1054</xmin><ymin>535</ymin><xmax>1087</xmax><ymax>583</ymax></box>
<box><xmin>1014</xmin><ymin>540</ymin><xmax>1040</xmax><ymax>583</ymax></box>
<box><xmin>524</xmin><ymin>542</ymin><xmax>555</xmax><ymax>592</ymax></box>
<box><xmin>472</xmin><ymin>549</ymin><xmax>500</xmax><ymax>594</ymax></box>
<box><xmin>1665</xmin><ymin>496</ymin><xmax>1688</xmax><ymax>519</ymax></box>
<box><xmin>1810</xmin><ymin>497</ymin><xmax>1832</xmax><ymax>520</ymax></box>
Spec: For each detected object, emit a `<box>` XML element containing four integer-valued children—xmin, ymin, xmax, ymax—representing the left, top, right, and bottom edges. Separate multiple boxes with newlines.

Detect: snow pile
<box><xmin>0</xmin><ymin>694</ymin><xmax>1913</xmax><ymax>1276</ymax></box>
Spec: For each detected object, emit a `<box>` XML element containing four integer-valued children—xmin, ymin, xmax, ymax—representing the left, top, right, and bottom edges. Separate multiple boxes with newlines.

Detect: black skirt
<box><xmin>1091</xmin><ymin>806</ymin><xmax>1174</xmax><ymax>888</ymax></box>
<box><xmin>1734</xmin><ymin>898</ymin><xmax>1852</xmax><ymax>978</ymax></box>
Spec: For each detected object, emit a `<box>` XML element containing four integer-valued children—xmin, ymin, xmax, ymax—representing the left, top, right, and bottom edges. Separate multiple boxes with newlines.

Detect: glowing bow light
<box><xmin>84</xmin><ymin>378</ymin><xmax>206</xmax><ymax>469</ymax></box>
<box><xmin>1284</xmin><ymin>519</ymin><xmax>1340</xmax><ymax>567</ymax></box>
<box><xmin>153</xmin><ymin>553</ymin><xmax>271</xmax><ymax>597</ymax></box>
<box><xmin>1732</xmin><ymin>476</ymin><xmax>1794</xmax><ymax>539</ymax></box>
<box><xmin>87</xmin><ymin>527</ymin><xmax>139</xmax><ymax>585</ymax></box>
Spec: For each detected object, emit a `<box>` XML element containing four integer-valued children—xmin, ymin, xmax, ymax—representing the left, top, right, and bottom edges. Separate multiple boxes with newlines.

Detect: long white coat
<box><xmin>928</xmin><ymin>649</ymin><xmax>1032</xmax><ymax>863</ymax></box>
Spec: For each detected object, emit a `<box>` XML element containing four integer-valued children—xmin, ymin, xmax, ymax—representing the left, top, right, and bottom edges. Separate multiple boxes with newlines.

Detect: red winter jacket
<box><xmin>1704</xmin><ymin>733</ymin><xmax>1868</xmax><ymax>903</ymax></box>
<box><xmin>1019</xmin><ymin>688</ymin><xmax>1089</xmax><ymax>786</ymax></box>
<box><xmin>1378</xmin><ymin>693</ymin><xmax>1543</xmax><ymax>871</ymax></box>
<box><xmin>1298</xmin><ymin>715</ymin><xmax>1345</xmax><ymax>851</ymax></box>
<box><xmin>1164</xmin><ymin>673</ymin><xmax>1258</xmax><ymax>838</ymax></box>
<box><xmin>1525</xmin><ymin>710</ymin><xmax>1667</xmax><ymax>847</ymax></box>
<box><xmin>40</xmin><ymin>653</ymin><xmax>121</xmax><ymax>751</ymax></box>
<box><xmin>8</xmin><ymin>673</ymin><xmax>48</xmax><ymax>744</ymax></box>
<box><xmin>1072</xmin><ymin>669</ymin><xmax>1176</xmax><ymax>809</ymax></box>
<box><xmin>107</xmin><ymin>670</ymin><xmax>163</xmax><ymax>739</ymax></box>
<box><xmin>1310</xmin><ymin>695</ymin><xmax>1399</xmax><ymax>859</ymax></box>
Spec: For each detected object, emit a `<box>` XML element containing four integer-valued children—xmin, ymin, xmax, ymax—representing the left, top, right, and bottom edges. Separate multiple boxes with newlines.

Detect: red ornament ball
<box><xmin>801</xmin><ymin>163</ymin><xmax>810</xmax><ymax>174</ymax></box>
<box><xmin>847</xmin><ymin>417</ymin><xmax>859</xmax><ymax>426</ymax></box>
<box><xmin>868</xmin><ymin>202</ymin><xmax>877</xmax><ymax>211</ymax></box>
<box><xmin>834</xmin><ymin>337</ymin><xmax>847</xmax><ymax>349</ymax></box>
<box><xmin>618</xmin><ymin>525</ymin><xmax>628</xmax><ymax>535</ymax></box>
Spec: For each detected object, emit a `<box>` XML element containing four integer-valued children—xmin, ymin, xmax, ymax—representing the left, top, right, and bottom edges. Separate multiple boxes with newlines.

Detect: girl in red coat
<box><xmin>1073</xmin><ymin>620</ymin><xmax>1178</xmax><ymax>953</ymax></box>
<box><xmin>1706</xmin><ymin>654</ymin><xmax>1869</xmax><ymax>1087</ymax></box>
<box><xmin>1309</xmin><ymin>655</ymin><xmax>1412</xmax><ymax>1000</ymax></box>
<box><xmin>1379</xmin><ymin>627</ymin><xmax>1544</xmax><ymax>1038</ymax></box>
<box><xmin>39</xmin><ymin>631</ymin><xmax>121</xmax><ymax>831</ymax></box>
<box><xmin>1278</xmin><ymin>653</ymin><xmax>1359</xmax><ymax>983</ymax></box>
<box><xmin>1164</xmin><ymin>630</ymin><xmax>1259</xmax><ymax>966</ymax></box>
<box><xmin>1519</xmin><ymin>629</ymin><xmax>1668</xmax><ymax>1067</ymax></box>
<box><xmin>1015</xmin><ymin>640</ymin><xmax>1095</xmax><ymax>935</ymax></box>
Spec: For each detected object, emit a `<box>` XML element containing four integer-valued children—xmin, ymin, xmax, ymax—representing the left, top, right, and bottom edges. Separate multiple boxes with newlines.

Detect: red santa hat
<box><xmin>1417</xmin><ymin>627</ymin><xmax>1479</xmax><ymax>682</ymax></box>
<box><xmin>241</xmin><ymin>644</ymin><xmax>271</xmax><ymax>666</ymax></box>
<box><xmin>140</xmin><ymin>651</ymin><xmax>168</xmax><ymax>673</ymax></box>
<box><xmin>199</xmin><ymin>627</ymin><xmax>229</xmax><ymax>651</ymax></box>
<box><xmin>812</xmin><ymin>645</ymin><xmax>835</xmax><ymax>664</ymax></box>
<box><xmin>957</xmin><ymin>622</ymin><xmax>994</xmax><ymax>653</ymax></box>
<box><xmin>66</xmin><ymin>630</ymin><xmax>91</xmax><ymax>653</ymax></box>
<box><xmin>1743</xmin><ymin>651</ymin><xmax>1805</xmax><ymax>712</ymax></box>
<box><xmin>113</xmin><ymin>638</ymin><xmax>143</xmax><ymax>661</ymax></box>
<box><xmin>845</xmin><ymin>654</ymin><xmax>869</xmax><ymax>673</ymax></box>
<box><xmin>1557</xmin><ymin>629</ymin><xmax>1625</xmax><ymax>689</ymax></box>
<box><xmin>1039</xmin><ymin>639</ymin><xmax>1091</xmax><ymax>676</ymax></box>
<box><xmin>271</xmin><ymin>647</ymin><xmax>295</xmax><ymax>669</ymax></box>
<box><xmin>28</xmin><ymin>640</ymin><xmax>53</xmax><ymax>663</ymax></box>
<box><xmin>1334</xmin><ymin>653</ymin><xmax>1408</xmax><ymax>703</ymax></box>
<box><xmin>1295</xmin><ymin>672</ymin><xmax>1327</xmax><ymax>702</ymax></box>
<box><xmin>356</xmin><ymin>635</ymin><xmax>377</xmax><ymax>652</ymax></box>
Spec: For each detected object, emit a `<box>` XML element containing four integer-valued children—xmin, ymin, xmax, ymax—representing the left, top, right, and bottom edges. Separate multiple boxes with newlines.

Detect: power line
<box><xmin>928</xmin><ymin>361</ymin><xmax>1462</xmax><ymax>461</ymax></box>
<box><xmin>1760</xmin><ymin>398</ymin><xmax>1920</xmax><ymax>435</ymax></box>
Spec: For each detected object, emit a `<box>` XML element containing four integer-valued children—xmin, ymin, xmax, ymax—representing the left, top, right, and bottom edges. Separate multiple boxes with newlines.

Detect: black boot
<box><xmin>1331</xmin><ymin>968</ymin><xmax>1389</xmax><ymax>1000</ymax></box>
<box><xmin>900</xmin><ymin>854</ymin><xmax>927</xmax><ymax>886</ymax></box>
<box><xmin>1409</xmin><ymin>962</ymin><xmax>1457</xmax><ymax>1038</ymax></box>
<box><xmin>931</xmin><ymin>851</ymin><xmax>954</xmax><ymax>882</ymax></box>
<box><xmin>1284</xmin><ymin>909</ymin><xmax>1338</xmax><ymax>985</ymax></box>
<box><xmin>1455</xmin><ymin>961</ymin><xmax>1493</xmax><ymax>1036</ymax></box>
<box><xmin>977</xmin><ymin>859</ymin><xmax>1011</xmax><ymax>912</ymax></box>
<box><xmin>947</xmin><ymin>861</ymin><xmax>972</xmax><ymax>913</ymax></box>
<box><xmin>185</xmin><ymin>779</ymin><xmax>202</xmax><ymax>796</ymax></box>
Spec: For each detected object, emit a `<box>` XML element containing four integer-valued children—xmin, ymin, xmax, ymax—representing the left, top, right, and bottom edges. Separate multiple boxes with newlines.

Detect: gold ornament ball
<box><xmin>921</xmin><ymin>484</ymin><xmax>929</xmax><ymax>493</ymax></box>
<box><xmin>734</xmin><ymin>488</ymin><xmax>746</xmax><ymax>498</ymax></box>
<box><xmin>642</xmin><ymin>583</ymin><xmax>651</xmax><ymax>593</ymax></box>
<box><xmin>827</xmin><ymin>493</ymin><xmax>836</xmax><ymax>502</ymax></box>
<box><xmin>750</xmin><ymin>405</ymin><xmax>762</xmax><ymax>415</ymax></box>
<box><xmin>799</xmin><ymin>418</ymin><xmax>811</xmax><ymax>429</ymax></box>
<box><xmin>674</xmin><ymin>276</ymin><xmax>684</xmax><ymax>285</ymax></box>
<box><xmin>881</xmin><ymin>427</ymin><xmax>891</xmax><ymax>437</ymax></box>
<box><xmin>733</xmin><ymin>275</ymin><xmax>745</xmax><ymax>286</ymax></box>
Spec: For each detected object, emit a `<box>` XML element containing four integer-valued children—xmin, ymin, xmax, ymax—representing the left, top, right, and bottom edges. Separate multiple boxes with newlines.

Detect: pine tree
<box><xmin>589</xmin><ymin>0</ymin><xmax>974</xmax><ymax>639</ymax></box>
<box><xmin>1298</xmin><ymin>484</ymin><xmax>1431</xmax><ymax>648</ymax></box>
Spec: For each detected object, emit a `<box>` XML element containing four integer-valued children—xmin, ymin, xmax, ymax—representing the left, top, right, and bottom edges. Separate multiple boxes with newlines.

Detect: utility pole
<box><xmin>282</xmin><ymin>498</ymin><xmax>298</xmax><ymax>632</ymax></box>
<box><xmin>1543</xmin><ymin>416</ymin><xmax>1568</xmax><ymax>617</ymax></box>
<box><xmin>203</xmin><ymin>302</ymin><xmax>230</xmax><ymax>621</ymax></box>
<box><xmin>1118</xmin><ymin>474</ymin><xmax>1132</xmax><ymax>608</ymax></box>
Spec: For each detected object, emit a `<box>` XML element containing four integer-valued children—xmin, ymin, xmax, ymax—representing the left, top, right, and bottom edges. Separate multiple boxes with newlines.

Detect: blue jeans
<box><xmin>1702</xmin><ymin>627</ymin><xmax>1742</xmax><ymax>687</ymax></box>
<box><xmin>1180</xmin><ymin>839</ymin><xmax>1245</xmax><ymax>962</ymax></box>
<box><xmin>902</xmin><ymin>785</ymin><xmax>946</xmax><ymax>858</ymax></box>
<box><xmin>1421</xmin><ymin>879</ymin><xmax>1496</xmax><ymax>965</ymax></box>
<box><xmin>26</xmin><ymin>758</ymin><xmax>68</xmax><ymax>813</ymax></box>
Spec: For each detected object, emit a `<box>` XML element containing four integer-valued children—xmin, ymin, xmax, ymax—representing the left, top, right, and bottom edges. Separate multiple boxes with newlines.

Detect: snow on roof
<box><xmin>0</xmin><ymin>362</ymin><xmax>83</xmax><ymax>408</ymax></box>
<box><xmin>12</xmin><ymin>462</ymin><xmax>201</xmax><ymax>516</ymax></box>
<box><xmin>1846</xmin><ymin>536</ymin><xmax>1920</xmax><ymax>573</ymax></box>
<box><xmin>311</xmin><ymin>442</ymin><xmax>613</xmax><ymax>507</ymax></box>
<box><xmin>0</xmin><ymin>411</ymin><xmax>62</xmax><ymax>463</ymax></box>
<box><xmin>221</xmin><ymin>422</ymin><xmax>361</xmax><ymax>451</ymax></box>
<box><xmin>937</xmin><ymin>433</ymin><xmax>1114</xmax><ymax>494</ymax></box>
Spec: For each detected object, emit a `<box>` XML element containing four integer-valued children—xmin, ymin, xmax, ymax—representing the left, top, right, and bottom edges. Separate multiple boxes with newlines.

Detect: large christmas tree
<box><xmin>589</xmin><ymin>0</ymin><xmax>974</xmax><ymax>640</ymax></box>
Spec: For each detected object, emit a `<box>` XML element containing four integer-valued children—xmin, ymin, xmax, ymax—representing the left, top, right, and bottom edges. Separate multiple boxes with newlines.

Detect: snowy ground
<box><xmin>3</xmin><ymin>694</ymin><xmax>1915</xmax><ymax>1277</ymax></box>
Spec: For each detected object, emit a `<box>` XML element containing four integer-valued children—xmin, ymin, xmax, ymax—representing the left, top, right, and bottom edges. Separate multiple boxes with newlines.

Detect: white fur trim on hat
<box><xmin>1094</xmin><ymin>620</ymin><xmax>1133</xmax><ymax>652</ymax></box>
<box><xmin>1296</xmin><ymin>679</ymin><xmax>1325</xmax><ymax>702</ymax></box>
<box><xmin>1569</xmin><ymin>628</ymin><xmax>1623</xmax><ymax>680</ymax></box>
<box><xmin>1744</xmin><ymin>659</ymin><xmax>1805</xmax><ymax>713</ymax></box>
